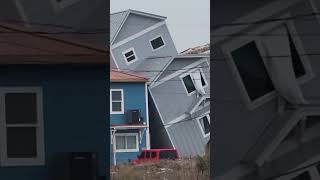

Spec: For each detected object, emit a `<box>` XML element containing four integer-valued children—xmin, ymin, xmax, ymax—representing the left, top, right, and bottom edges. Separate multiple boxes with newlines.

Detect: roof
<box><xmin>110</xmin><ymin>9</ymin><xmax>166</xmax><ymax>43</ymax></box>
<box><xmin>110</xmin><ymin>69</ymin><xmax>148</xmax><ymax>82</ymax></box>
<box><xmin>134</xmin><ymin>56</ymin><xmax>174</xmax><ymax>84</ymax></box>
<box><xmin>181</xmin><ymin>43</ymin><xmax>210</xmax><ymax>55</ymax></box>
<box><xmin>0</xmin><ymin>23</ymin><xmax>107</xmax><ymax>65</ymax></box>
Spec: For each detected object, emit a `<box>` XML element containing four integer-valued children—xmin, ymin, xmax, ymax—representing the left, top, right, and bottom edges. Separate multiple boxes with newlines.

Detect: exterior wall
<box><xmin>0</xmin><ymin>65</ymin><xmax>108</xmax><ymax>179</ymax></box>
<box><xmin>149</xmin><ymin>58</ymin><xmax>210</xmax><ymax>157</ymax></box>
<box><xmin>113</xmin><ymin>13</ymin><xmax>163</xmax><ymax>44</ymax></box>
<box><xmin>212</xmin><ymin>0</ymin><xmax>320</xmax><ymax>179</ymax></box>
<box><xmin>110</xmin><ymin>82</ymin><xmax>148</xmax><ymax>164</ymax></box>
<box><xmin>111</xmin><ymin>25</ymin><xmax>178</xmax><ymax>70</ymax></box>
<box><xmin>150</xmin><ymin>60</ymin><xmax>210</xmax><ymax>124</ymax></box>
<box><xmin>110</xmin><ymin>82</ymin><xmax>147</xmax><ymax>124</ymax></box>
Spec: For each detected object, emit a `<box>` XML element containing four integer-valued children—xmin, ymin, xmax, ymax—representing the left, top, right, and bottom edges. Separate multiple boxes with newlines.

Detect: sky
<box><xmin>110</xmin><ymin>0</ymin><xmax>210</xmax><ymax>52</ymax></box>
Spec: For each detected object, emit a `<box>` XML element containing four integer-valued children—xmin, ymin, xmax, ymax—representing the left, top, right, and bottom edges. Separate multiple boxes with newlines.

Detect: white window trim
<box><xmin>179</xmin><ymin>68</ymin><xmax>208</xmax><ymax>96</ymax></box>
<box><xmin>0</xmin><ymin>87</ymin><xmax>45</xmax><ymax>166</ymax></box>
<box><xmin>196</xmin><ymin>114</ymin><xmax>210</xmax><ymax>138</ymax></box>
<box><xmin>114</xmin><ymin>133</ymin><xmax>139</xmax><ymax>153</ymax></box>
<box><xmin>110</xmin><ymin>89</ymin><xmax>124</xmax><ymax>114</ymax></box>
<box><xmin>149</xmin><ymin>35</ymin><xmax>166</xmax><ymax>51</ymax></box>
<box><xmin>221</xmin><ymin>13</ymin><xmax>313</xmax><ymax>110</ymax></box>
<box><xmin>122</xmin><ymin>48</ymin><xmax>138</xmax><ymax>65</ymax></box>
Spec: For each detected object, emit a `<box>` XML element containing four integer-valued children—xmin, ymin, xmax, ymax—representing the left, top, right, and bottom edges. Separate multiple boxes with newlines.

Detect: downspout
<box><xmin>145</xmin><ymin>82</ymin><xmax>151</xmax><ymax>149</ymax></box>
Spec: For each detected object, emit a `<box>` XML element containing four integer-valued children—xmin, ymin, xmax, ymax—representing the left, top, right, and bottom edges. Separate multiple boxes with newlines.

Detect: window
<box><xmin>122</xmin><ymin>48</ymin><xmax>138</xmax><ymax>64</ymax></box>
<box><xmin>110</xmin><ymin>89</ymin><xmax>124</xmax><ymax>114</ymax></box>
<box><xmin>180</xmin><ymin>69</ymin><xmax>207</xmax><ymax>96</ymax></box>
<box><xmin>0</xmin><ymin>87</ymin><xmax>44</xmax><ymax>166</ymax></box>
<box><xmin>115</xmin><ymin>133</ymin><xmax>139</xmax><ymax>152</ymax></box>
<box><xmin>150</xmin><ymin>35</ymin><xmax>165</xmax><ymax>51</ymax></box>
<box><xmin>197</xmin><ymin>114</ymin><xmax>210</xmax><ymax>137</ymax></box>
<box><xmin>231</xmin><ymin>41</ymin><xmax>275</xmax><ymax>102</ymax></box>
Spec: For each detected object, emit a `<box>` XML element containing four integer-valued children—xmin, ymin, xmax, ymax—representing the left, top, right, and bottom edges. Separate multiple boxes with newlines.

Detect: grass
<box><xmin>110</xmin><ymin>155</ymin><xmax>210</xmax><ymax>180</ymax></box>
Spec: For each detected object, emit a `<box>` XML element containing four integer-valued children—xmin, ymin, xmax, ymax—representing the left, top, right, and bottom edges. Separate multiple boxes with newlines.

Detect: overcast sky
<box><xmin>110</xmin><ymin>0</ymin><xmax>210</xmax><ymax>52</ymax></box>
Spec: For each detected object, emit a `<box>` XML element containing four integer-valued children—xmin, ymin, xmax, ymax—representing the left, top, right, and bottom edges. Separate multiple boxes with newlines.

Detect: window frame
<box><xmin>221</xmin><ymin>16</ymin><xmax>313</xmax><ymax>110</ymax></box>
<box><xmin>0</xmin><ymin>87</ymin><xmax>45</xmax><ymax>166</ymax></box>
<box><xmin>110</xmin><ymin>89</ymin><xmax>124</xmax><ymax>114</ymax></box>
<box><xmin>149</xmin><ymin>35</ymin><xmax>166</xmax><ymax>51</ymax></box>
<box><xmin>122</xmin><ymin>48</ymin><xmax>138</xmax><ymax>65</ymax></box>
<box><xmin>114</xmin><ymin>133</ymin><xmax>139</xmax><ymax>153</ymax></box>
<box><xmin>196</xmin><ymin>113</ymin><xmax>210</xmax><ymax>138</ymax></box>
<box><xmin>180</xmin><ymin>68</ymin><xmax>208</xmax><ymax>96</ymax></box>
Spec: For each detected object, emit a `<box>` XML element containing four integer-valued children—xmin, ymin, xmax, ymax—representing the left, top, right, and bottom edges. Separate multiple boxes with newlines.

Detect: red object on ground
<box><xmin>131</xmin><ymin>148</ymin><xmax>179</xmax><ymax>164</ymax></box>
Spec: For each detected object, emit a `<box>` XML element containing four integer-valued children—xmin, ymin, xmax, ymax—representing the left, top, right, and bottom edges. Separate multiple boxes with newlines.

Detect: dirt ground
<box><xmin>110</xmin><ymin>157</ymin><xmax>210</xmax><ymax>180</ymax></box>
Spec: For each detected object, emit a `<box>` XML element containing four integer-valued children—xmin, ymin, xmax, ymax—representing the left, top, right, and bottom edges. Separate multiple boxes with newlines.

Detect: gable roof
<box><xmin>0</xmin><ymin>23</ymin><xmax>107</xmax><ymax>65</ymax></box>
<box><xmin>110</xmin><ymin>9</ymin><xmax>166</xmax><ymax>43</ymax></box>
<box><xmin>111</xmin><ymin>69</ymin><xmax>148</xmax><ymax>82</ymax></box>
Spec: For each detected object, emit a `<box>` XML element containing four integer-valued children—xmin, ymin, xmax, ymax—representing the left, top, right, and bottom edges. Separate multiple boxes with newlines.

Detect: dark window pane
<box><xmin>201</xmin><ymin>72</ymin><xmax>206</xmax><ymax>86</ymax></box>
<box><xmin>183</xmin><ymin>75</ymin><xmax>196</xmax><ymax>93</ymax></box>
<box><xmin>126</xmin><ymin>55</ymin><xmax>136</xmax><ymax>62</ymax></box>
<box><xmin>202</xmin><ymin>116</ymin><xmax>210</xmax><ymax>135</ymax></box>
<box><xmin>112</xmin><ymin>102</ymin><xmax>122</xmax><ymax>112</ymax></box>
<box><xmin>124</xmin><ymin>51</ymin><xmax>134</xmax><ymax>58</ymax></box>
<box><xmin>290</xmin><ymin>171</ymin><xmax>311</xmax><ymax>180</ymax></box>
<box><xmin>305</xmin><ymin>116</ymin><xmax>320</xmax><ymax>129</ymax></box>
<box><xmin>7</xmin><ymin>127</ymin><xmax>37</xmax><ymax>158</ymax></box>
<box><xmin>151</xmin><ymin>37</ymin><xmax>165</xmax><ymax>50</ymax></box>
<box><xmin>5</xmin><ymin>93</ymin><xmax>37</xmax><ymax>124</ymax></box>
<box><xmin>231</xmin><ymin>41</ymin><xmax>275</xmax><ymax>101</ymax></box>
<box><xmin>288</xmin><ymin>29</ymin><xmax>306</xmax><ymax>78</ymax></box>
<box><xmin>112</xmin><ymin>91</ymin><xmax>122</xmax><ymax>101</ymax></box>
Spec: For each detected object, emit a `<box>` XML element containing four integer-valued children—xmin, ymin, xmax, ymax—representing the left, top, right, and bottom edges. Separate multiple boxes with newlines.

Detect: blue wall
<box><xmin>110</xmin><ymin>82</ymin><xmax>147</xmax><ymax>164</ymax></box>
<box><xmin>110</xmin><ymin>82</ymin><xmax>147</xmax><ymax>125</ymax></box>
<box><xmin>0</xmin><ymin>65</ymin><xmax>108</xmax><ymax>179</ymax></box>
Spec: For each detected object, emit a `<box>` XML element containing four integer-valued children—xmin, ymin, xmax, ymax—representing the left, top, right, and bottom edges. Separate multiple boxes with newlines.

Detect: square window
<box><xmin>181</xmin><ymin>69</ymin><xmax>208</xmax><ymax>95</ymax></box>
<box><xmin>150</xmin><ymin>36</ymin><xmax>165</xmax><ymax>50</ymax></box>
<box><xmin>231</xmin><ymin>41</ymin><xmax>275</xmax><ymax>101</ymax></box>
<box><xmin>122</xmin><ymin>48</ymin><xmax>138</xmax><ymax>64</ymax></box>
<box><xmin>115</xmin><ymin>134</ymin><xmax>138</xmax><ymax>152</ymax></box>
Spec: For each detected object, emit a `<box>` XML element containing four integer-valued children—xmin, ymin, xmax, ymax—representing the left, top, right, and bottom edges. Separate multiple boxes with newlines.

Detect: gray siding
<box><xmin>150</xmin><ymin>60</ymin><xmax>210</xmax><ymax>124</ymax></box>
<box><xmin>111</xmin><ymin>25</ymin><xmax>178</xmax><ymax>70</ymax></box>
<box><xmin>110</xmin><ymin>11</ymin><xmax>128</xmax><ymax>42</ymax></box>
<box><xmin>212</xmin><ymin>0</ymin><xmax>320</xmax><ymax>178</ymax></box>
<box><xmin>167</xmin><ymin>116</ymin><xmax>209</xmax><ymax>157</ymax></box>
<box><xmin>113</xmin><ymin>13</ymin><xmax>163</xmax><ymax>44</ymax></box>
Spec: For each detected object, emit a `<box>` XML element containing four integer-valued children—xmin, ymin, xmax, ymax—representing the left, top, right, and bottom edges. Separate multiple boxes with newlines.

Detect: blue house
<box><xmin>110</xmin><ymin>69</ymin><xmax>149</xmax><ymax>165</ymax></box>
<box><xmin>0</xmin><ymin>24</ymin><xmax>108</xmax><ymax>180</ymax></box>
